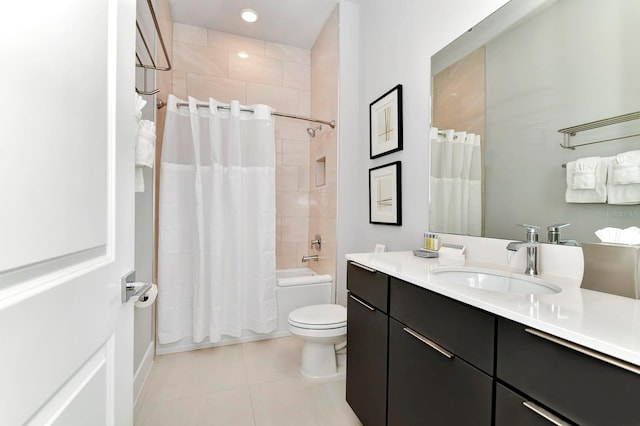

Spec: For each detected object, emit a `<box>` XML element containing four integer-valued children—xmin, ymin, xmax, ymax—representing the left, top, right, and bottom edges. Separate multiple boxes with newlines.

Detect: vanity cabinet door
<box><xmin>387</xmin><ymin>318</ymin><xmax>493</xmax><ymax>426</ymax></box>
<box><xmin>495</xmin><ymin>383</ymin><xmax>574</xmax><ymax>426</ymax></box>
<box><xmin>497</xmin><ymin>318</ymin><xmax>640</xmax><ymax>425</ymax></box>
<box><xmin>346</xmin><ymin>292</ymin><xmax>388</xmax><ymax>426</ymax></box>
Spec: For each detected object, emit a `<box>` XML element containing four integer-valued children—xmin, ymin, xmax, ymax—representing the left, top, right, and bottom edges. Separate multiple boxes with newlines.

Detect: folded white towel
<box><xmin>611</xmin><ymin>150</ymin><xmax>640</xmax><ymax>185</ymax></box>
<box><xmin>570</xmin><ymin>157</ymin><xmax>599</xmax><ymax>189</ymax></box>
<box><xmin>565</xmin><ymin>157</ymin><xmax>607</xmax><ymax>203</ymax></box>
<box><xmin>607</xmin><ymin>155</ymin><xmax>640</xmax><ymax>204</ymax></box>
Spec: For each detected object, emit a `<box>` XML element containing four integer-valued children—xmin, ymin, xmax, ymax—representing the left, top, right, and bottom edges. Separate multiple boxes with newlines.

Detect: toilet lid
<box><xmin>288</xmin><ymin>304</ymin><xmax>347</xmax><ymax>329</ymax></box>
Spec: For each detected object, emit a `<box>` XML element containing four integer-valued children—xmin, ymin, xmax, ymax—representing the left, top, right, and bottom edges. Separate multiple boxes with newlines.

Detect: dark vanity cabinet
<box><xmin>387</xmin><ymin>278</ymin><xmax>494</xmax><ymax>425</ymax></box>
<box><xmin>346</xmin><ymin>261</ymin><xmax>389</xmax><ymax>426</ymax></box>
<box><xmin>496</xmin><ymin>318</ymin><xmax>640</xmax><ymax>426</ymax></box>
<box><xmin>345</xmin><ymin>261</ymin><xmax>640</xmax><ymax>426</ymax></box>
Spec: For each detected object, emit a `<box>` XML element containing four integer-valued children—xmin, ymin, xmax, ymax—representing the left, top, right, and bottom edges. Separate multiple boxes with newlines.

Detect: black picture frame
<box><xmin>369</xmin><ymin>161</ymin><xmax>402</xmax><ymax>225</ymax></box>
<box><xmin>369</xmin><ymin>84</ymin><xmax>403</xmax><ymax>159</ymax></box>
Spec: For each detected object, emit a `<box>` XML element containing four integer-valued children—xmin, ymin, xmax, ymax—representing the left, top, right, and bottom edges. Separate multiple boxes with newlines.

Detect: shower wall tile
<box><xmin>275</xmin><ymin>139</ymin><xmax>283</xmax><ymax>166</ymax></box>
<box><xmin>276</xmin><ymin>166</ymin><xmax>299</xmax><ymax>192</ymax></box>
<box><xmin>246</xmin><ymin>83</ymin><xmax>299</xmax><ymax>113</ymax></box>
<box><xmin>186</xmin><ymin>73</ymin><xmax>247</xmax><ymax>104</ymax></box>
<box><xmin>296</xmin><ymin>242</ymin><xmax>311</xmax><ymax>268</ymax></box>
<box><xmin>172</xmin><ymin>71</ymin><xmax>187</xmax><ymax>100</ymax></box>
<box><xmin>276</xmin><ymin>242</ymin><xmax>298</xmax><ymax>269</ymax></box>
<box><xmin>298</xmin><ymin>166</ymin><xmax>310</xmax><ymax>191</ymax></box>
<box><xmin>208</xmin><ymin>30</ymin><xmax>265</xmax><ymax>57</ymax></box>
<box><xmin>283</xmin><ymin>62</ymin><xmax>311</xmax><ymax>91</ymax></box>
<box><xmin>275</xmin><ymin>120</ymin><xmax>310</xmax><ymax>140</ymax></box>
<box><xmin>276</xmin><ymin>217</ymin><xmax>282</xmax><ymax>242</ymax></box>
<box><xmin>265</xmin><ymin>42</ymin><xmax>311</xmax><ymax>65</ymax></box>
<box><xmin>298</xmin><ymin>90</ymin><xmax>311</xmax><ymax>117</ymax></box>
<box><xmin>173</xmin><ymin>23</ymin><xmax>207</xmax><ymax>46</ymax></box>
<box><xmin>280</xmin><ymin>217</ymin><xmax>309</xmax><ymax>243</ymax></box>
<box><xmin>281</xmin><ymin>140</ymin><xmax>310</xmax><ymax>167</ymax></box>
<box><xmin>276</xmin><ymin>192</ymin><xmax>309</xmax><ymax>218</ymax></box>
<box><xmin>173</xmin><ymin>42</ymin><xmax>228</xmax><ymax>77</ymax></box>
<box><xmin>229</xmin><ymin>55</ymin><xmax>283</xmax><ymax>86</ymax></box>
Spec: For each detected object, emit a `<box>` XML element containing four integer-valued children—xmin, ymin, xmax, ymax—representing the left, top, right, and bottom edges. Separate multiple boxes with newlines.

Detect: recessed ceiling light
<box><xmin>237</xmin><ymin>51</ymin><xmax>249</xmax><ymax>59</ymax></box>
<box><xmin>240</xmin><ymin>8</ymin><xmax>259</xmax><ymax>23</ymax></box>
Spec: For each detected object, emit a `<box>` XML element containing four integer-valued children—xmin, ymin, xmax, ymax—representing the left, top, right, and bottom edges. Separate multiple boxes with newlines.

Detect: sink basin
<box><xmin>431</xmin><ymin>267</ymin><xmax>561</xmax><ymax>295</ymax></box>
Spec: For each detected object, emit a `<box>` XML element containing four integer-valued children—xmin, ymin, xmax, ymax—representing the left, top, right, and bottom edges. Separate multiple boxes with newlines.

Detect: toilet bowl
<box><xmin>288</xmin><ymin>304</ymin><xmax>347</xmax><ymax>381</ymax></box>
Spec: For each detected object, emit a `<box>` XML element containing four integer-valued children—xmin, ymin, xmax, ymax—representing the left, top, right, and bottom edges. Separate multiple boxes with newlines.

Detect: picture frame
<box><xmin>369</xmin><ymin>161</ymin><xmax>402</xmax><ymax>225</ymax></box>
<box><xmin>369</xmin><ymin>84</ymin><xmax>403</xmax><ymax>159</ymax></box>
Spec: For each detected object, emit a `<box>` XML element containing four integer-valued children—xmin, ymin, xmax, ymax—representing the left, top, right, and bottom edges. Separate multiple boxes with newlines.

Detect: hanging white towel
<box><xmin>570</xmin><ymin>157</ymin><xmax>599</xmax><ymax>189</ymax></box>
<box><xmin>134</xmin><ymin>94</ymin><xmax>150</xmax><ymax>192</ymax></box>
<box><xmin>610</xmin><ymin>151</ymin><xmax>640</xmax><ymax>185</ymax></box>
<box><xmin>565</xmin><ymin>157</ymin><xmax>607</xmax><ymax>203</ymax></box>
<box><xmin>135</xmin><ymin>119</ymin><xmax>156</xmax><ymax>193</ymax></box>
<box><xmin>607</xmin><ymin>153</ymin><xmax>640</xmax><ymax>205</ymax></box>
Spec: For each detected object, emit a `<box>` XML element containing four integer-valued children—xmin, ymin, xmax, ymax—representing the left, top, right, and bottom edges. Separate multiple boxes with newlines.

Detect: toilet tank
<box><xmin>275</xmin><ymin>269</ymin><xmax>332</xmax><ymax>333</ymax></box>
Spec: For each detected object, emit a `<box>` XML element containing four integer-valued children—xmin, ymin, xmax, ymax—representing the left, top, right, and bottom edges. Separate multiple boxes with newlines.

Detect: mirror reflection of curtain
<box><xmin>157</xmin><ymin>95</ymin><xmax>277</xmax><ymax>344</ymax></box>
<box><xmin>430</xmin><ymin>127</ymin><xmax>482</xmax><ymax>236</ymax></box>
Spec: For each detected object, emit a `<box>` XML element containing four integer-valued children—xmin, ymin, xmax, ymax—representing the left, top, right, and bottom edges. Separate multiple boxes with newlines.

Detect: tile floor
<box><xmin>134</xmin><ymin>336</ymin><xmax>362</xmax><ymax>426</ymax></box>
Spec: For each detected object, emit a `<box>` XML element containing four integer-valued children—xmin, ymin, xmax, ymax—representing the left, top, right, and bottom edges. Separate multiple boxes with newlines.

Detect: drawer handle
<box><xmin>403</xmin><ymin>327</ymin><xmax>454</xmax><ymax>359</ymax></box>
<box><xmin>349</xmin><ymin>294</ymin><xmax>375</xmax><ymax>311</ymax></box>
<box><xmin>525</xmin><ymin>328</ymin><xmax>640</xmax><ymax>376</ymax></box>
<box><xmin>351</xmin><ymin>262</ymin><xmax>376</xmax><ymax>273</ymax></box>
<box><xmin>523</xmin><ymin>401</ymin><xmax>571</xmax><ymax>426</ymax></box>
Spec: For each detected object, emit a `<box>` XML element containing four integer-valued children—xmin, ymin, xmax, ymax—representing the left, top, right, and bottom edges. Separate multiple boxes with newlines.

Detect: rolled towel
<box><xmin>570</xmin><ymin>156</ymin><xmax>599</xmax><ymax>189</ymax></box>
<box><xmin>607</xmin><ymin>155</ymin><xmax>640</xmax><ymax>204</ymax></box>
<box><xmin>611</xmin><ymin>150</ymin><xmax>640</xmax><ymax>185</ymax></box>
<box><xmin>565</xmin><ymin>157</ymin><xmax>607</xmax><ymax>203</ymax></box>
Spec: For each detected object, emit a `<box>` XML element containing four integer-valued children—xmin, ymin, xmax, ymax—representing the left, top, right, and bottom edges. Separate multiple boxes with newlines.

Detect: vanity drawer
<box><xmin>389</xmin><ymin>277</ymin><xmax>495</xmax><ymax>375</ymax></box>
<box><xmin>497</xmin><ymin>318</ymin><xmax>640</xmax><ymax>425</ymax></box>
<box><xmin>495</xmin><ymin>383</ymin><xmax>573</xmax><ymax>426</ymax></box>
<box><xmin>347</xmin><ymin>261</ymin><xmax>389</xmax><ymax>313</ymax></box>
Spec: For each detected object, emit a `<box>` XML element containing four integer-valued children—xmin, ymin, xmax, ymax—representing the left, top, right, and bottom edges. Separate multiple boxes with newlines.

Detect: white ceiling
<box><xmin>168</xmin><ymin>0</ymin><xmax>340</xmax><ymax>49</ymax></box>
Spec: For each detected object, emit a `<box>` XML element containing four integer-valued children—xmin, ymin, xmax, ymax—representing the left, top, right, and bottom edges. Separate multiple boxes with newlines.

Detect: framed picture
<box><xmin>369</xmin><ymin>161</ymin><xmax>402</xmax><ymax>225</ymax></box>
<box><xmin>370</xmin><ymin>84</ymin><xmax>403</xmax><ymax>159</ymax></box>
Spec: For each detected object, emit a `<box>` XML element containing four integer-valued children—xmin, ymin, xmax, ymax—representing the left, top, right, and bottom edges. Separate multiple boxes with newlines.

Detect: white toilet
<box><xmin>288</xmin><ymin>303</ymin><xmax>347</xmax><ymax>381</ymax></box>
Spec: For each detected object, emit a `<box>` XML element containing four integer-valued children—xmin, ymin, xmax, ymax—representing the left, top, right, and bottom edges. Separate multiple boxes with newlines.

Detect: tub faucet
<box><xmin>302</xmin><ymin>255</ymin><xmax>319</xmax><ymax>262</ymax></box>
<box><xmin>506</xmin><ymin>224</ymin><xmax>539</xmax><ymax>276</ymax></box>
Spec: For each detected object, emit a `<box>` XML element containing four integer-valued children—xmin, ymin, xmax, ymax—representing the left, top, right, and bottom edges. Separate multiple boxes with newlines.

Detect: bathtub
<box><xmin>157</xmin><ymin>268</ymin><xmax>332</xmax><ymax>354</ymax></box>
<box><xmin>275</xmin><ymin>268</ymin><xmax>333</xmax><ymax>333</ymax></box>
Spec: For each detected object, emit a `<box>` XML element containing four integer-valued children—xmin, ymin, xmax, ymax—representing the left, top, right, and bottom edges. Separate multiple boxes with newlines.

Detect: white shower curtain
<box><xmin>158</xmin><ymin>95</ymin><xmax>277</xmax><ymax>344</ymax></box>
<box><xmin>429</xmin><ymin>127</ymin><xmax>482</xmax><ymax>236</ymax></box>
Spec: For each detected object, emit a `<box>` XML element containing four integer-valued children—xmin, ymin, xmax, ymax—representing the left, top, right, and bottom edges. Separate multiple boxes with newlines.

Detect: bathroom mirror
<box><xmin>430</xmin><ymin>0</ymin><xmax>640</xmax><ymax>244</ymax></box>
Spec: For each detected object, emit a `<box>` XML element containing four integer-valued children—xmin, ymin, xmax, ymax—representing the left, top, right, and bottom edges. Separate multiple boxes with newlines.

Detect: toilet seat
<box><xmin>288</xmin><ymin>304</ymin><xmax>347</xmax><ymax>330</ymax></box>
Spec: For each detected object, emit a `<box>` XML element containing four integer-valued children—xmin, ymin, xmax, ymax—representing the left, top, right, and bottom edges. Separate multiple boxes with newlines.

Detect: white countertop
<box><xmin>346</xmin><ymin>251</ymin><xmax>640</xmax><ymax>367</ymax></box>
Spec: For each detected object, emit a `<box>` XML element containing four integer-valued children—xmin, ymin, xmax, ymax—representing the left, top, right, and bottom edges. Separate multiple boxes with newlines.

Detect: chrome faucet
<box><xmin>507</xmin><ymin>224</ymin><xmax>539</xmax><ymax>276</ymax></box>
<box><xmin>302</xmin><ymin>255</ymin><xmax>319</xmax><ymax>262</ymax></box>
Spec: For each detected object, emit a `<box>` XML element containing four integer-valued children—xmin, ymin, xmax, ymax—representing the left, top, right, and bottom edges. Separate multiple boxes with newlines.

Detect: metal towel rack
<box><xmin>135</xmin><ymin>0</ymin><xmax>171</xmax><ymax>95</ymax></box>
<box><xmin>558</xmin><ymin>111</ymin><xmax>640</xmax><ymax>150</ymax></box>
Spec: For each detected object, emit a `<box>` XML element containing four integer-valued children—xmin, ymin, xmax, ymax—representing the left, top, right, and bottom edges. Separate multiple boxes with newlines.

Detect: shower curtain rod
<box><xmin>174</xmin><ymin>101</ymin><xmax>336</xmax><ymax>129</ymax></box>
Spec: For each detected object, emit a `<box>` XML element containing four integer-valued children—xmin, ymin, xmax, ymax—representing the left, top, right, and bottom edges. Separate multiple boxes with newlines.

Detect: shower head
<box><xmin>307</xmin><ymin>125</ymin><xmax>322</xmax><ymax>137</ymax></box>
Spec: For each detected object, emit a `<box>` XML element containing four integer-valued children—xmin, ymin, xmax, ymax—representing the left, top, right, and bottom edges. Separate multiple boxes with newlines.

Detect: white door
<box><xmin>0</xmin><ymin>0</ymin><xmax>137</xmax><ymax>424</ymax></box>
